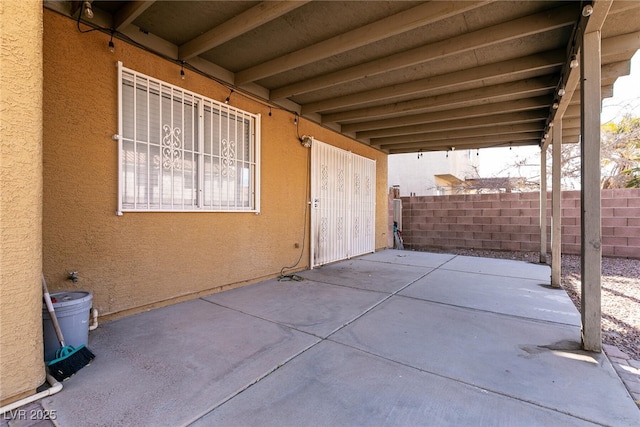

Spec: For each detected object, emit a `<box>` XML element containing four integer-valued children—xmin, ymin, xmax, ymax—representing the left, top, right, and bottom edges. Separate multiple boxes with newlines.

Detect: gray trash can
<box><xmin>42</xmin><ymin>291</ymin><xmax>93</xmax><ymax>362</ymax></box>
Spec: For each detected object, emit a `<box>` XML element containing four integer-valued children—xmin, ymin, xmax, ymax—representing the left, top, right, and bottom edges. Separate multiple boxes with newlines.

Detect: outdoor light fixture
<box><xmin>552</xmin><ymin>101</ymin><xmax>559</xmax><ymax>110</ymax></box>
<box><xmin>180</xmin><ymin>62</ymin><xmax>185</xmax><ymax>80</ymax></box>
<box><xmin>582</xmin><ymin>4</ymin><xmax>594</xmax><ymax>17</ymax></box>
<box><xmin>225</xmin><ymin>89</ymin><xmax>233</xmax><ymax>104</ymax></box>
<box><xmin>108</xmin><ymin>32</ymin><xmax>115</xmax><ymax>53</ymax></box>
<box><xmin>570</xmin><ymin>54</ymin><xmax>579</xmax><ymax>69</ymax></box>
<box><xmin>300</xmin><ymin>135</ymin><xmax>313</xmax><ymax>148</ymax></box>
<box><xmin>558</xmin><ymin>87</ymin><xmax>566</xmax><ymax>97</ymax></box>
<box><xmin>83</xmin><ymin>1</ymin><xmax>94</xmax><ymax>19</ymax></box>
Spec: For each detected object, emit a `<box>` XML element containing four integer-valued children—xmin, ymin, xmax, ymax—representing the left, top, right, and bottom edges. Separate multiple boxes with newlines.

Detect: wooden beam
<box><xmin>235</xmin><ymin>1</ymin><xmax>490</xmax><ymax>85</ymax></box>
<box><xmin>601</xmin><ymin>61</ymin><xmax>631</xmax><ymax>82</ymax></box>
<box><xmin>114</xmin><ymin>1</ymin><xmax>155</xmax><ymax>31</ymax></box>
<box><xmin>343</xmin><ymin>96</ymin><xmax>552</xmax><ymax>134</ymax></box>
<box><xmin>387</xmin><ymin>139</ymin><xmax>540</xmax><ymax>154</ymax></box>
<box><xmin>563</xmin><ymin>104</ymin><xmax>581</xmax><ymax>118</ymax></box>
<box><xmin>580</xmin><ymin>30</ymin><xmax>602</xmax><ymax>353</ymax></box>
<box><xmin>119</xmin><ymin>23</ymin><xmax>178</xmax><ymax>59</ymax></box>
<box><xmin>357</xmin><ymin>110</ymin><xmax>547</xmax><ymax>139</ymax></box>
<box><xmin>548</xmin><ymin>1</ymin><xmax>611</xmax><ymax>138</ymax></box>
<box><xmin>179</xmin><ymin>1</ymin><xmax>310</xmax><ymax>60</ymax></box>
<box><xmin>562</xmin><ymin>137</ymin><xmax>580</xmax><ymax>144</ymax></box>
<box><xmin>371</xmin><ymin>123</ymin><xmax>542</xmax><ymax>147</ymax></box>
<box><xmin>602</xmin><ymin>31</ymin><xmax>640</xmax><ymax>59</ymax></box>
<box><xmin>560</xmin><ymin>117</ymin><xmax>581</xmax><ymax>129</ymax></box>
<box><xmin>271</xmin><ymin>5</ymin><xmax>577</xmax><ymax>99</ymax></box>
<box><xmin>562</xmin><ymin>127</ymin><xmax>581</xmax><ymax>137</ymax></box>
<box><xmin>303</xmin><ymin>51</ymin><xmax>563</xmax><ymax>114</ymax></box>
<box><xmin>540</xmin><ymin>147</ymin><xmax>548</xmax><ymax>263</ymax></box>
<box><xmin>380</xmin><ymin>132</ymin><xmax>541</xmax><ymax>152</ymax></box>
<box><xmin>551</xmin><ymin>120</ymin><xmax>562</xmax><ymax>287</ymax></box>
<box><xmin>323</xmin><ymin>76</ymin><xmax>556</xmax><ymax>124</ymax></box>
<box><xmin>568</xmin><ymin>84</ymin><xmax>614</xmax><ymax>108</ymax></box>
<box><xmin>585</xmin><ymin>1</ymin><xmax>613</xmax><ymax>34</ymax></box>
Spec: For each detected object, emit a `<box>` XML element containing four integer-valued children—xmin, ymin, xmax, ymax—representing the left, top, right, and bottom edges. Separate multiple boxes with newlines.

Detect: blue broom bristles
<box><xmin>47</xmin><ymin>344</ymin><xmax>95</xmax><ymax>382</ymax></box>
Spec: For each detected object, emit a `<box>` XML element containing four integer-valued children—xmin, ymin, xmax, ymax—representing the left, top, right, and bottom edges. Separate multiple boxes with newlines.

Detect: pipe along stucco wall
<box><xmin>42</xmin><ymin>10</ymin><xmax>388</xmax><ymax>321</ymax></box>
<box><xmin>0</xmin><ymin>0</ymin><xmax>46</xmax><ymax>404</ymax></box>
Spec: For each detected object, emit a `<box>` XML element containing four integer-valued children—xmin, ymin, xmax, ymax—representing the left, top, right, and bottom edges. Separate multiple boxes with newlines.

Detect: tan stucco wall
<box><xmin>42</xmin><ymin>10</ymin><xmax>388</xmax><ymax>320</ymax></box>
<box><xmin>0</xmin><ymin>0</ymin><xmax>45</xmax><ymax>404</ymax></box>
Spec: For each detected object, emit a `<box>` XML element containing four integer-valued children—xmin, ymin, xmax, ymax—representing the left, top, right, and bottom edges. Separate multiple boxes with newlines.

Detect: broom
<box><xmin>42</xmin><ymin>275</ymin><xmax>95</xmax><ymax>381</ymax></box>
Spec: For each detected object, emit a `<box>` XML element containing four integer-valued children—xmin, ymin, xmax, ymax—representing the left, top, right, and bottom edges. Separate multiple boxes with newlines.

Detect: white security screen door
<box><xmin>311</xmin><ymin>140</ymin><xmax>376</xmax><ymax>268</ymax></box>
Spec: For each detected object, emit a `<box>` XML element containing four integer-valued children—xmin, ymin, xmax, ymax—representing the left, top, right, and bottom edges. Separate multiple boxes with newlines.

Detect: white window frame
<box><xmin>117</xmin><ymin>62</ymin><xmax>260</xmax><ymax>214</ymax></box>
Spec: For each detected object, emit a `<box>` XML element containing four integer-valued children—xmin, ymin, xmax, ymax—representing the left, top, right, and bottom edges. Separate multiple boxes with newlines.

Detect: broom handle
<box><xmin>42</xmin><ymin>275</ymin><xmax>66</xmax><ymax>347</ymax></box>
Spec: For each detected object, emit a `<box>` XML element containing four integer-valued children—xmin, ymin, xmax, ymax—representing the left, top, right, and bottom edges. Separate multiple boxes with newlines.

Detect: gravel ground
<box><xmin>422</xmin><ymin>248</ymin><xmax>640</xmax><ymax>360</ymax></box>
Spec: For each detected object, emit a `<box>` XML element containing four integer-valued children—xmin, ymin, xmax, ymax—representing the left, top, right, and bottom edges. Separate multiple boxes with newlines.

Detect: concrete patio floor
<box><xmin>40</xmin><ymin>250</ymin><xmax>639</xmax><ymax>426</ymax></box>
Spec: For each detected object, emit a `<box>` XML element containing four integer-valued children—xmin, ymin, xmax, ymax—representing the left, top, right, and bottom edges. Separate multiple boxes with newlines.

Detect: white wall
<box><xmin>388</xmin><ymin>150</ymin><xmax>478</xmax><ymax>196</ymax></box>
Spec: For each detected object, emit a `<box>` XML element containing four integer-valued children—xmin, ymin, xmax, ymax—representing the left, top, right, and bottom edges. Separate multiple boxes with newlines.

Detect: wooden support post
<box><xmin>551</xmin><ymin>121</ymin><xmax>562</xmax><ymax>288</ymax></box>
<box><xmin>580</xmin><ymin>30</ymin><xmax>602</xmax><ymax>352</ymax></box>
<box><xmin>540</xmin><ymin>147</ymin><xmax>547</xmax><ymax>264</ymax></box>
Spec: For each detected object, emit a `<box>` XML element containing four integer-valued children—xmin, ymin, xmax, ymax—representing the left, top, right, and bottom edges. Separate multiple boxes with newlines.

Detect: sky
<box><xmin>478</xmin><ymin>50</ymin><xmax>640</xmax><ymax>177</ymax></box>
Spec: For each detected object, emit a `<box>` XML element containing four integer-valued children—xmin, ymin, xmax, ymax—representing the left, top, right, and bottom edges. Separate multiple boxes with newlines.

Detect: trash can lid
<box><xmin>44</xmin><ymin>291</ymin><xmax>93</xmax><ymax>308</ymax></box>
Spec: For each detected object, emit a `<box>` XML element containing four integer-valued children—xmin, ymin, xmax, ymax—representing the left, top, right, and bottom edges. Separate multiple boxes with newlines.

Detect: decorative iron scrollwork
<box><xmin>221</xmin><ymin>138</ymin><xmax>236</xmax><ymax>177</ymax></box>
<box><xmin>162</xmin><ymin>124</ymin><xmax>182</xmax><ymax>170</ymax></box>
<box><xmin>320</xmin><ymin>217</ymin><xmax>328</xmax><ymax>243</ymax></box>
<box><xmin>321</xmin><ymin>164</ymin><xmax>329</xmax><ymax>191</ymax></box>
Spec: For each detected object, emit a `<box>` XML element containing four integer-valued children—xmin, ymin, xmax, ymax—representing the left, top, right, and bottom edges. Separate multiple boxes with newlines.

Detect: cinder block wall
<box><xmin>399</xmin><ymin>188</ymin><xmax>640</xmax><ymax>259</ymax></box>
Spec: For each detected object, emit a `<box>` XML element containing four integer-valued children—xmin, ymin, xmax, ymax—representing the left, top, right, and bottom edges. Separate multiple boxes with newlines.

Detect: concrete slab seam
<box><xmin>325</xmin><ymin>337</ymin><xmax>611</xmax><ymax>426</ymax></box>
<box><xmin>198</xmin><ymin>265</ymin><xmax>433</xmax><ymax>340</ymax></box>
<box><xmin>181</xmin><ymin>338</ymin><xmax>322</xmax><ymax>427</ymax></box>
<box><xmin>186</xmin><ymin>269</ymin><xmax>437</xmax><ymax>424</ymax></box>
<box><xmin>198</xmin><ymin>297</ymin><xmax>330</xmax><ymax>340</ymax></box>
<box><xmin>189</xmin><ymin>256</ymin><xmax>603</xmax><ymax>424</ymax></box>
<box><xmin>296</xmin><ymin>268</ymin><xmax>433</xmax><ymax>295</ymax></box>
<box><xmin>353</xmin><ymin>254</ymin><xmax>455</xmax><ymax>270</ymax></box>
<box><xmin>322</xmin><ymin>268</ymin><xmax>440</xmax><ymax>339</ymax></box>
<box><xmin>394</xmin><ymin>293</ymin><xmax>582</xmax><ymax>329</ymax></box>
<box><xmin>438</xmin><ymin>265</ymin><xmax>552</xmax><ymax>282</ymax></box>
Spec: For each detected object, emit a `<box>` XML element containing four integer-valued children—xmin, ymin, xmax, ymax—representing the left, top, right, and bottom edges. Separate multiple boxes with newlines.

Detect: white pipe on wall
<box><xmin>0</xmin><ymin>373</ymin><xmax>62</xmax><ymax>416</ymax></box>
<box><xmin>89</xmin><ymin>308</ymin><xmax>98</xmax><ymax>331</ymax></box>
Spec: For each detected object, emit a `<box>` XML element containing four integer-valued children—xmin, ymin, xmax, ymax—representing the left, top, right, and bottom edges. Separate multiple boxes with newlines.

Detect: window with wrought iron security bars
<box><xmin>117</xmin><ymin>62</ymin><xmax>260</xmax><ymax>213</ymax></box>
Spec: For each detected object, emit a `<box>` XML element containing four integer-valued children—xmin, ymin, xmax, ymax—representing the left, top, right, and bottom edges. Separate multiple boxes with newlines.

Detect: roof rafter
<box><xmin>179</xmin><ymin>1</ymin><xmax>310</xmax><ymax>60</ymax></box>
<box><xmin>387</xmin><ymin>135</ymin><xmax>541</xmax><ymax>154</ymax></box>
<box><xmin>235</xmin><ymin>1</ymin><xmax>491</xmax><ymax>85</ymax></box>
<box><xmin>358</xmin><ymin>110</ymin><xmax>548</xmax><ymax>141</ymax></box>
<box><xmin>372</xmin><ymin>123</ymin><xmax>543</xmax><ymax>148</ymax></box>
<box><xmin>114</xmin><ymin>1</ymin><xmax>155</xmax><ymax>31</ymax></box>
<box><xmin>303</xmin><ymin>50</ymin><xmax>564</xmax><ymax>114</ymax></box>
<box><xmin>344</xmin><ymin>96</ymin><xmax>552</xmax><ymax>134</ymax></box>
<box><xmin>382</xmin><ymin>132</ymin><xmax>540</xmax><ymax>150</ymax></box>
<box><xmin>271</xmin><ymin>3</ymin><xmax>578</xmax><ymax>100</ymax></box>
<box><xmin>323</xmin><ymin>75</ymin><xmax>556</xmax><ymax>124</ymax></box>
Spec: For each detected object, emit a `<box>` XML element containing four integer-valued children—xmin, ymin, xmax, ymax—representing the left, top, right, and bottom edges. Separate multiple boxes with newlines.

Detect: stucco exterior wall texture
<box><xmin>42</xmin><ymin>10</ymin><xmax>388</xmax><ymax>321</ymax></box>
<box><xmin>400</xmin><ymin>189</ymin><xmax>640</xmax><ymax>259</ymax></box>
<box><xmin>0</xmin><ymin>0</ymin><xmax>45</xmax><ymax>404</ymax></box>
